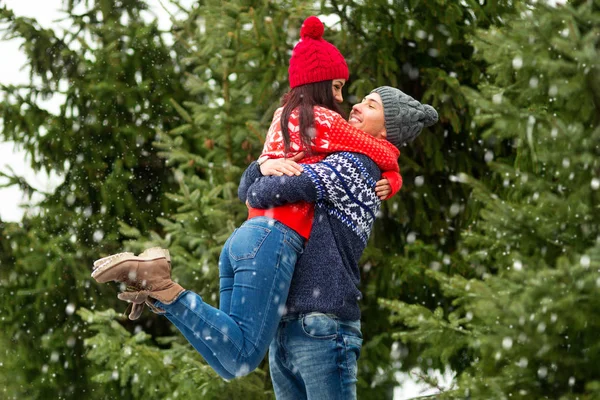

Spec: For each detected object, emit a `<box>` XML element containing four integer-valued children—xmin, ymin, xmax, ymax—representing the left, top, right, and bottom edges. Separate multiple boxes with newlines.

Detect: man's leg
<box><xmin>269</xmin><ymin>321</ymin><xmax>307</xmax><ymax>400</ymax></box>
<box><xmin>277</xmin><ymin>314</ymin><xmax>362</xmax><ymax>400</ymax></box>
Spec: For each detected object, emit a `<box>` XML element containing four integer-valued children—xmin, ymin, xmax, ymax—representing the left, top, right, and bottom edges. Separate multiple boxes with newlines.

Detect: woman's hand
<box><xmin>375</xmin><ymin>178</ymin><xmax>392</xmax><ymax>200</ymax></box>
<box><xmin>260</xmin><ymin>153</ymin><xmax>304</xmax><ymax>176</ymax></box>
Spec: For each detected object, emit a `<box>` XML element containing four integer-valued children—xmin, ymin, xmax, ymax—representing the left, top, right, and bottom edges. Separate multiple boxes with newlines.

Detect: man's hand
<box><xmin>260</xmin><ymin>153</ymin><xmax>304</xmax><ymax>176</ymax></box>
<box><xmin>375</xmin><ymin>178</ymin><xmax>391</xmax><ymax>200</ymax></box>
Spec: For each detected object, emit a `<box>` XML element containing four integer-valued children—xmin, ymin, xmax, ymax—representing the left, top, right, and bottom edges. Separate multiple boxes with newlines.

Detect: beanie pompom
<box><xmin>422</xmin><ymin>105</ymin><xmax>439</xmax><ymax>127</ymax></box>
<box><xmin>300</xmin><ymin>16</ymin><xmax>324</xmax><ymax>39</ymax></box>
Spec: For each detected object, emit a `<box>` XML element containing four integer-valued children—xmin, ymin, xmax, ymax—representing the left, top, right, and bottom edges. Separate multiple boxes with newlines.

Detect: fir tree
<box><xmin>0</xmin><ymin>0</ymin><xmax>189</xmax><ymax>397</ymax></box>
<box><xmin>381</xmin><ymin>1</ymin><xmax>600</xmax><ymax>398</ymax></box>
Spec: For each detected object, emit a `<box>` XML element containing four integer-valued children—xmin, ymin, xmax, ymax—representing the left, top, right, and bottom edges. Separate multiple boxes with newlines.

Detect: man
<box><xmin>238</xmin><ymin>86</ymin><xmax>438</xmax><ymax>399</ymax></box>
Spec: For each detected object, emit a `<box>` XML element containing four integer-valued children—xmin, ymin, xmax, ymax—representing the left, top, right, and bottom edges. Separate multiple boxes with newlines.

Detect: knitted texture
<box><xmin>303</xmin><ymin>153</ymin><xmax>379</xmax><ymax>244</ymax></box>
<box><xmin>288</xmin><ymin>16</ymin><xmax>349</xmax><ymax>88</ymax></box>
<box><xmin>370</xmin><ymin>86</ymin><xmax>439</xmax><ymax>148</ymax></box>
<box><xmin>289</xmin><ymin>154</ymin><xmax>381</xmax><ymax>319</ymax></box>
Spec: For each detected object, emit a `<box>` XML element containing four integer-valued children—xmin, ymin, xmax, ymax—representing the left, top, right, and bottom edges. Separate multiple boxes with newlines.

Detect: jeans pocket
<box><xmin>228</xmin><ymin>225</ymin><xmax>271</xmax><ymax>261</ymax></box>
<box><xmin>301</xmin><ymin>313</ymin><xmax>338</xmax><ymax>339</ymax></box>
<box><xmin>284</xmin><ymin>234</ymin><xmax>304</xmax><ymax>255</ymax></box>
<box><xmin>343</xmin><ymin>334</ymin><xmax>363</xmax><ymax>380</ymax></box>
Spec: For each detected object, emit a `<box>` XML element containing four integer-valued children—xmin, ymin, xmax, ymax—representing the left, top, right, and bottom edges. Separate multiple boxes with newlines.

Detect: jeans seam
<box><xmin>284</xmin><ymin>232</ymin><xmax>304</xmax><ymax>254</ymax></box>
<box><xmin>246</xmin><ymin>217</ymin><xmax>288</xmax><ymax>236</ymax></box>
<box><xmin>337</xmin><ymin>334</ymin><xmax>345</xmax><ymax>396</ymax></box>
<box><xmin>178</xmin><ymin>295</ymin><xmax>245</xmax><ymax>356</ymax></box>
<box><xmin>343</xmin><ymin>335</ymin><xmax>360</xmax><ymax>380</ymax></box>
<box><xmin>166</xmin><ymin>311</ymin><xmax>237</xmax><ymax>378</ymax></box>
<box><xmin>251</xmin><ymin>234</ymin><xmax>286</xmax><ymax>357</ymax></box>
<box><xmin>284</xmin><ymin>237</ymin><xmax>302</xmax><ymax>254</ymax></box>
<box><xmin>276</xmin><ymin>336</ymin><xmax>299</xmax><ymax>386</ymax></box>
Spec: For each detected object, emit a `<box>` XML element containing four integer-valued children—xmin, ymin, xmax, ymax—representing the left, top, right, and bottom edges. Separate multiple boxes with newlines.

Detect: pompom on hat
<box><xmin>370</xmin><ymin>86</ymin><xmax>438</xmax><ymax>148</ymax></box>
<box><xmin>288</xmin><ymin>16</ymin><xmax>349</xmax><ymax>88</ymax></box>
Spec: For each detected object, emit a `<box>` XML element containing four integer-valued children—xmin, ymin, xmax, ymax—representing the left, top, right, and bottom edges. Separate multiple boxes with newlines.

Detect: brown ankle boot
<box><xmin>91</xmin><ymin>248</ymin><xmax>185</xmax><ymax>305</ymax></box>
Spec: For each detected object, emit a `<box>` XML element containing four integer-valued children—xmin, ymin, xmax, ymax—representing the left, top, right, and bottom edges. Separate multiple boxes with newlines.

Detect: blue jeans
<box><xmin>269</xmin><ymin>313</ymin><xmax>363</xmax><ymax>400</ymax></box>
<box><xmin>154</xmin><ymin>217</ymin><xmax>304</xmax><ymax>379</ymax></box>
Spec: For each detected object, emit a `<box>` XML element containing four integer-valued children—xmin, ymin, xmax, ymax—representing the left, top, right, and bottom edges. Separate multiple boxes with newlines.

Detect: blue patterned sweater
<box><xmin>238</xmin><ymin>152</ymin><xmax>382</xmax><ymax>320</ymax></box>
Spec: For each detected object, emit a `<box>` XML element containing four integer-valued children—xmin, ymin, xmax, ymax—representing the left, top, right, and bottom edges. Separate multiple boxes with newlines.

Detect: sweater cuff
<box><xmin>381</xmin><ymin>171</ymin><xmax>403</xmax><ymax>200</ymax></box>
<box><xmin>250</xmin><ymin>161</ymin><xmax>264</xmax><ymax>177</ymax></box>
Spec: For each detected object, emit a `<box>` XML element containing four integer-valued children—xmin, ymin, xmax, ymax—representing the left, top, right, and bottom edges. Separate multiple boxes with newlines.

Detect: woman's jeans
<box><xmin>269</xmin><ymin>313</ymin><xmax>363</xmax><ymax>400</ymax></box>
<box><xmin>154</xmin><ymin>217</ymin><xmax>304</xmax><ymax>379</ymax></box>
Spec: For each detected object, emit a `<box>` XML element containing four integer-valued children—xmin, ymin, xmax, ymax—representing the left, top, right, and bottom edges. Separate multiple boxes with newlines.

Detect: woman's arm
<box><xmin>259</xmin><ymin>107</ymin><xmax>400</xmax><ymax>174</ymax></box>
<box><xmin>237</xmin><ymin>155</ymin><xmax>305</xmax><ymax>202</ymax></box>
<box><xmin>246</xmin><ymin>152</ymin><xmax>381</xmax><ymax>210</ymax></box>
<box><xmin>379</xmin><ymin>171</ymin><xmax>403</xmax><ymax>200</ymax></box>
<box><xmin>260</xmin><ymin>154</ymin><xmax>401</xmax><ymax>200</ymax></box>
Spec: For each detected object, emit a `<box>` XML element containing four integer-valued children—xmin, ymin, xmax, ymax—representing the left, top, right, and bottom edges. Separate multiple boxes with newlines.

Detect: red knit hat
<box><xmin>288</xmin><ymin>16</ymin><xmax>349</xmax><ymax>88</ymax></box>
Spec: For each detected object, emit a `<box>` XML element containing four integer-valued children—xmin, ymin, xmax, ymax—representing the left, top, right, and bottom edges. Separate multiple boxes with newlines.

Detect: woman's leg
<box><xmin>164</xmin><ymin>310</ymin><xmax>235</xmax><ymax>379</ymax></box>
<box><xmin>162</xmin><ymin>238</ymin><xmax>236</xmax><ymax>378</ymax></box>
<box><xmin>155</xmin><ymin>218</ymin><xmax>303</xmax><ymax>378</ymax></box>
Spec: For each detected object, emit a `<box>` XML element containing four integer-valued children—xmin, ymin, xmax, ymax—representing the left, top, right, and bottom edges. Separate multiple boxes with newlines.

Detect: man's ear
<box><xmin>378</xmin><ymin>128</ymin><xmax>387</xmax><ymax>140</ymax></box>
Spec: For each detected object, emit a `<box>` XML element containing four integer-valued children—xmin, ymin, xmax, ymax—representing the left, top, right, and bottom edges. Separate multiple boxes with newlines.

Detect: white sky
<box><xmin>0</xmin><ymin>0</ymin><xmax>189</xmax><ymax>222</ymax></box>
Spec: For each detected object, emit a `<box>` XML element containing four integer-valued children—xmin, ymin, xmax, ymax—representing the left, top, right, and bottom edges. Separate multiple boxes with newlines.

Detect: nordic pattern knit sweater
<box><xmin>238</xmin><ymin>152</ymin><xmax>382</xmax><ymax>321</ymax></box>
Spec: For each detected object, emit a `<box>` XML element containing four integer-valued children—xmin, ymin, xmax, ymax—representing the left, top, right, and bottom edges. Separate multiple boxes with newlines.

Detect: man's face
<box><xmin>348</xmin><ymin>93</ymin><xmax>387</xmax><ymax>139</ymax></box>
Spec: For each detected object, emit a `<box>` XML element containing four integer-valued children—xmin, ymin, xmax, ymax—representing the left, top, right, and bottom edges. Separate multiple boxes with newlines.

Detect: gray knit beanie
<box><xmin>370</xmin><ymin>86</ymin><xmax>438</xmax><ymax>148</ymax></box>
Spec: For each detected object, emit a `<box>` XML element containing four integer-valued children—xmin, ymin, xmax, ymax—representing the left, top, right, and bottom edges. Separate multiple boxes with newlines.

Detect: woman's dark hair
<box><xmin>280</xmin><ymin>80</ymin><xmax>346</xmax><ymax>154</ymax></box>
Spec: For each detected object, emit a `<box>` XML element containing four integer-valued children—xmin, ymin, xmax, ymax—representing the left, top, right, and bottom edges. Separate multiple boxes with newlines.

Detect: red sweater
<box><xmin>249</xmin><ymin>106</ymin><xmax>402</xmax><ymax>239</ymax></box>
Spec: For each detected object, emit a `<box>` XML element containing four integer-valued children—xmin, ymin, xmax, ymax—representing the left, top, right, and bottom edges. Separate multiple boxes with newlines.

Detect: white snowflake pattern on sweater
<box><xmin>302</xmin><ymin>152</ymin><xmax>380</xmax><ymax>244</ymax></box>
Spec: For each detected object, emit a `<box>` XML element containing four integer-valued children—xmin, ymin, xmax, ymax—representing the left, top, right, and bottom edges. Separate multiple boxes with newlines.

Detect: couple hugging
<box><xmin>92</xmin><ymin>15</ymin><xmax>437</xmax><ymax>400</ymax></box>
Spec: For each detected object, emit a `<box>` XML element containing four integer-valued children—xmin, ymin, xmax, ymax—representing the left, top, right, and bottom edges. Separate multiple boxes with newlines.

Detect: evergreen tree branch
<box><xmin>327</xmin><ymin>0</ymin><xmax>369</xmax><ymax>41</ymax></box>
<box><xmin>0</xmin><ymin>168</ymin><xmax>47</xmax><ymax>198</ymax></box>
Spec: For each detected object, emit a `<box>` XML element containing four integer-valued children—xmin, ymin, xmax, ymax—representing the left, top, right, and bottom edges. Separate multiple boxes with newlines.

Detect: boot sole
<box><xmin>93</xmin><ymin>252</ymin><xmax>134</xmax><ymax>269</ymax></box>
<box><xmin>93</xmin><ymin>247</ymin><xmax>171</xmax><ymax>269</ymax></box>
<box><xmin>91</xmin><ymin>248</ymin><xmax>170</xmax><ymax>281</ymax></box>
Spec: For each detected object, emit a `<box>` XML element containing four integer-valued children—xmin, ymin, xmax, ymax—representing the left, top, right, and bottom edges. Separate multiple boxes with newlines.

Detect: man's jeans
<box><xmin>269</xmin><ymin>313</ymin><xmax>363</xmax><ymax>400</ymax></box>
<box><xmin>154</xmin><ymin>217</ymin><xmax>303</xmax><ymax>379</ymax></box>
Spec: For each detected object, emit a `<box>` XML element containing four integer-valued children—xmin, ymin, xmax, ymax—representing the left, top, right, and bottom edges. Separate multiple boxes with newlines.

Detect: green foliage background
<box><xmin>0</xmin><ymin>0</ymin><xmax>598</xmax><ymax>399</ymax></box>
